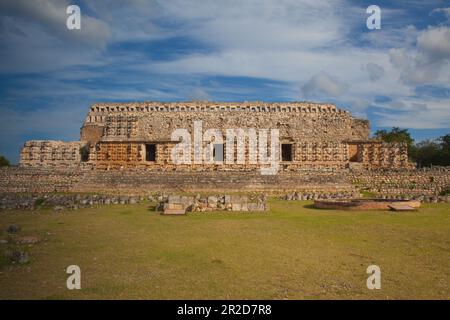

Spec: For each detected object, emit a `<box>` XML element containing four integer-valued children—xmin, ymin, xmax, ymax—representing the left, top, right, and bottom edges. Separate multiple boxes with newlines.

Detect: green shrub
<box><xmin>0</xmin><ymin>155</ymin><xmax>10</xmax><ymax>167</ymax></box>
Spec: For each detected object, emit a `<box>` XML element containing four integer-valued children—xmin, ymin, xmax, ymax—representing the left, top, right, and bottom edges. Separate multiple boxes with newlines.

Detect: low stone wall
<box><xmin>0</xmin><ymin>167</ymin><xmax>449</xmax><ymax>198</ymax></box>
<box><xmin>350</xmin><ymin>167</ymin><xmax>450</xmax><ymax>197</ymax></box>
<box><xmin>281</xmin><ymin>190</ymin><xmax>358</xmax><ymax>201</ymax></box>
<box><xmin>0</xmin><ymin>192</ymin><xmax>269</xmax><ymax>213</ymax></box>
<box><xmin>0</xmin><ymin>167</ymin><xmax>352</xmax><ymax>194</ymax></box>
<box><xmin>158</xmin><ymin>194</ymin><xmax>268</xmax><ymax>213</ymax></box>
<box><xmin>0</xmin><ymin>167</ymin><xmax>82</xmax><ymax>193</ymax></box>
<box><xmin>0</xmin><ymin>193</ymin><xmax>144</xmax><ymax>211</ymax></box>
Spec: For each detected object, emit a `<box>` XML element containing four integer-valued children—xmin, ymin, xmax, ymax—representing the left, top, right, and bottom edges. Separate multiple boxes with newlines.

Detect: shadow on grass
<box><xmin>302</xmin><ymin>203</ymin><xmax>340</xmax><ymax>211</ymax></box>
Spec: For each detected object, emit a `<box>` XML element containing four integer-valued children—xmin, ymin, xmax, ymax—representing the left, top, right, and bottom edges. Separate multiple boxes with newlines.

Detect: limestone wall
<box><xmin>0</xmin><ymin>167</ymin><xmax>351</xmax><ymax>194</ymax></box>
<box><xmin>1</xmin><ymin>167</ymin><xmax>448</xmax><ymax>197</ymax></box>
<box><xmin>80</xmin><ymin>124</ymin><xmax>104</xmax><ymax>145</ymax></box>
<box><xmin>350</xmin><ymin>167</ymin><xmax>450</xmax><ymax>197</ymax></box>
<box><xmin>70</xmin><ymin>170</ymin><xmax>352</xmax><ymax>193</ymax></box>
<box><xmin>351</xmin><ymin>118</ymin><xmax>370</xmax><ymax>141</ymax></box>
<box><xmin>359</xmin><ymin>142</ymin><xmax>412</xmax><ymax>169</ymax></box>
<box><xmin>87</xmin><ymin>102</ymin><xmax>363</xmax><ymax>144</ymax></box>
<box><xmin>21</xmin><ymin>101</ymin><xmax>412</xmax><ymax>170</ymax></box>
<box><xmin>0</xmin><ymin>167</ymin><xmax>82</xmax><ymax>193</ymax></box>
<box><xmin>89</xmin><ymin>140</ymin><xmax>351</xmax><ymax>170</ymax></box>
<box><xmin>20</xmin><ymin>141</ymin><xmax>84</xmax><ymax>168</ymax></box>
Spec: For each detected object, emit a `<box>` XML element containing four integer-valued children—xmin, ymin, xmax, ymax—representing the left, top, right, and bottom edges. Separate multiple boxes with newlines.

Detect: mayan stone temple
<box><xmin>0</xmin><ymin>100</ymin><xmax>448</xmax><ymax>203</ymax></box>
<box><xmin>19</xmin><ymin>101</ymin><xmax>411</xmax><ymax>171</ymax></box>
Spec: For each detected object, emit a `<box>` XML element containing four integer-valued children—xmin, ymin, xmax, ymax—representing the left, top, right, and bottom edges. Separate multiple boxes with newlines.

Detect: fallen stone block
<box><xmin>163</xmin><ymin>203</ymin><xmax>186</xmax><ymax>215</ymax></box>
<box><xmin>388</xmin><ymin>204</ymin><xmax>417</xmax><ymax>211</ymax></box>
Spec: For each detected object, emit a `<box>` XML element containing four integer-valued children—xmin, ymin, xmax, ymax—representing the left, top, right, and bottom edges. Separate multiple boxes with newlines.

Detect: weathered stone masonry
<box><xmin>10</xmin><ymin>101</ymin><xmax>445</xmax><ymax>198</ymax></box>
<box><xmin>19</xmin><ymin>101</ymin><xmax>411</xmax><ymax>170</ymax></box>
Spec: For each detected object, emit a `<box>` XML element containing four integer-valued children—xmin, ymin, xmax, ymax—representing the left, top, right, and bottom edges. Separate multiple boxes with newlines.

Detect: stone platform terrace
<box><xmin>0</xmin><ymin>166</ymin><xmax>449</xmax><ymax>199</ymax></box>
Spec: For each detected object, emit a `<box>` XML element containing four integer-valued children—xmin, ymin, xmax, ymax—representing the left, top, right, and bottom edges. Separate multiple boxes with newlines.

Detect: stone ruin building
<box><xmin>2</xmin><ymin>101</ymin><xmax>449</xmax><ymax>201</ymax></box>
<box><xmin>19</xmin><ymin>101</ymin><xmax>412</xmax><ymax>171</ymax></box>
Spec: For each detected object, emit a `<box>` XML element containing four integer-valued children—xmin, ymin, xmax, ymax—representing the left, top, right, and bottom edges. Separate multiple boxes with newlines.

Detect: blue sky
<box><xmin>1</xmin><ymin>0</ymin><xmax>450</xmax><ymax>163</ymax></box>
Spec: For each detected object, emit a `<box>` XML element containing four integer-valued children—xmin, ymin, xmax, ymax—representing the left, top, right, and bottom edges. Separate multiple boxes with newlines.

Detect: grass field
<box><xmin>0</xmin><ymin>199</ymin><xmax>449</xmax><ymax>299</ymax></box>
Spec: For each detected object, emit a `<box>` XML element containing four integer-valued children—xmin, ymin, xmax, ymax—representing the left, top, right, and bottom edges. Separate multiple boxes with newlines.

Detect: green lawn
<box><xmin>0</xmin><ymin>199</ymin><xmax>449</xmax><ymax>299</ymax></box>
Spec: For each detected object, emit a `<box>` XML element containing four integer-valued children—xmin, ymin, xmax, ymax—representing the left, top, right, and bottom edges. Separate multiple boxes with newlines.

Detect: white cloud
<box><xmin>388</xmin><ymin>26</ymin><xmax>450</xmax><ymax>87</ymax></box>
<box><xmin>0</xmin><ymin>0</ymin><xmax>111</xmax><ymax>73</ymax></box>
<box><xmin>0</xmin><ymin>0</ymin><xmax>449</xmax><ymax>132</ymax></box>
<box><xmin>373</xmin><ymin>98</ymin><xmax>450</xmax><ymax>129</ymax></box>
<box><xmin>160</xmin><ymin>0</ymin><xmax>348</xmax><ymax>50</ymax></box>
<box><xmin>363</xmin><ymin>62</ymin><xmax>385</xmax><ymax>81</ymax></box>
<box><xmin>0</xmin><ymin>0</ymin><xmax>111</xmax><ymax>47</ymax></box>
<box><xmin>361</xmin><ymin>25</ymin><xmax>418</xmax><ymax>49</ymax></box>
<box><xmin>430</xmin><ymin>7</ymin><xmax>450</xmax><ymax>20</ymax></box>
<box><xmin>302</xmin><ymin>72</ymin><xmax>348</xmax><ymax>97</ymax></box>
<box><xmin>417</xmin><ymin>26</ymin><xmax>450</xmax><ymax>60</ymax></box>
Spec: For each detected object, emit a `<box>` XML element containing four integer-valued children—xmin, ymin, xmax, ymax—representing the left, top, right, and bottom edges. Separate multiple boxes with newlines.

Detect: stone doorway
<box><xmin>348</xmin><ymin>143</ymin><xmax>360</xmax><ymax>162</ymax></box>
<box><xmin>145</xmin><ymin>144</ymin><xmax>156</xmax><ymax>162</ymax></box>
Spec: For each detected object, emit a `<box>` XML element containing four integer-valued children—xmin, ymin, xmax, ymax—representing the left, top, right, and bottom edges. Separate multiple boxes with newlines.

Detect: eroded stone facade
<box><xmin>20</xmin><ymin>141</ymin><xmax>84</xmax><ymax>168</ymax></box>
<box><xmin>19</xmin><ymin>101</ymin><xmax>411</xmax><ymax>170</ymax></box>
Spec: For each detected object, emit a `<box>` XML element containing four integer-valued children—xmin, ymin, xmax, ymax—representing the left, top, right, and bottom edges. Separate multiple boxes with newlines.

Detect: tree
<box><xmin>0</xmin><ymin>155</ymin><xmax>10</xmax><ymax>167</ymax></box>
<box><xmin>374</xmin><ymin>127</ymin><xmax>414</xmax><ymax>147</ymax></box>
<box><xmin>409</xmin><ymin>134</ymin><xmax>450</xmax><ymax>167</ymax></box>
<box><xmin>374</xmin><ymin>127</ymin><xmax>415</xmax><ymax>155</ymax></box>
<box><xmin>374</xmin><ymin>128</ymin><xmax>450</xmax><ymax>167</ymax></box>
<box><xmin>410</xmin><ymin>140</ymin><xmax>440</xmax><ymax>167</ymax></box>
<box><xmin>439</xmin><ymin>134</ymin><xmax>450</xmax><ymax>152</ymax></box>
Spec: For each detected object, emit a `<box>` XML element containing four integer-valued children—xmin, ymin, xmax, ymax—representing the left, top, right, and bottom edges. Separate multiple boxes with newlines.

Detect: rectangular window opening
<box><xmin>281</xmin><ymin>144</ymin><xmax>293</xmax><ymax>161</ymax></box>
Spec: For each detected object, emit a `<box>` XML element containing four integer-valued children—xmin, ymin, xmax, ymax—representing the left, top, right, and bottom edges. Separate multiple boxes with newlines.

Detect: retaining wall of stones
<box><xmin>350</xmin><ymin>167</ymin><xmax>450</xmax><ymax>197</ymax></box>
<box><xmin>0</xmin><ymin>193</ymin><xmax>144</xmax><ymax>211</ymax></box>
<box><xmin>1</xmin><ymin>167</ymin><xmax>449</xmax><ymax>199</ymax></box>
<box><xmin>0</xmin><ymin>192</ymin><xmax>269</xmax><ymax>213</ymax></box>
<box><xmin>0</xmin><ymin>167</ymin><xmax>82</xmax><ymax>193</ymax></box>
<box><xmin>0</xmin><ymin>167</ymin><xmax>353</xmax><ymax>194</ymax></box>
<box><xmin>281</xmin><ymin>190</ymin><xmax>358</xmax><ymax>201</ymax></box>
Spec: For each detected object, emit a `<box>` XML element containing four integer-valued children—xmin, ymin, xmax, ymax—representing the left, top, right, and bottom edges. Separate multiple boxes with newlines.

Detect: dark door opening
<box><xmin>80</xmin><ymin>145</ymin><xmax>90</xmax><ymax>162</ymax></box>
<box><xmin>145</xmin><ymin>144</ymin><xmax>156</xmax><ymax>162</ymax></box>
<box><xmin>281</xmin><ymin>144</ymin><xmax>293</xmax><ymax>161</ymax></box>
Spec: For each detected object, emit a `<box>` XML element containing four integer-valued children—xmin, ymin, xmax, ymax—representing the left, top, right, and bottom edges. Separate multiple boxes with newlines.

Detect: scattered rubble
<box><xmin>15</xmin><ymin>236</ymin><xmax>40</xmax><ymax>245</ymax></box>
<box><xmin>0</xmin><ymin>193</ymin><xmax>143</xmax><ymax>211</ymax></box>
<box><xmin>159</xmin><ymin>194</ymin><xmax>268</xmax><ymax>214</ymax></box>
